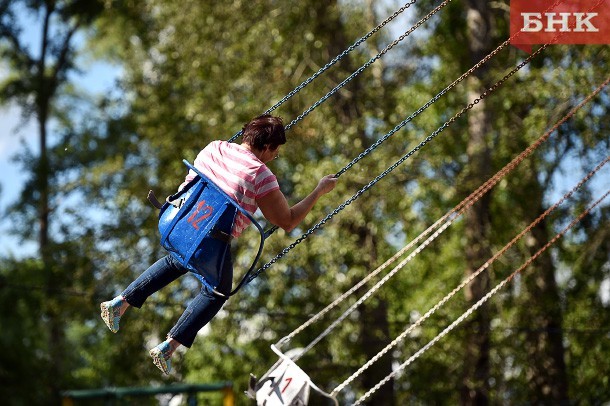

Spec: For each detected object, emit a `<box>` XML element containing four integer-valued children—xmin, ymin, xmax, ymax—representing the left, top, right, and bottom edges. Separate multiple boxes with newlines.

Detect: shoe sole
<box><xmin>150</xmin><ymin>349</ymin><xmax>171</xmax><ymax>375</ymax></box>
<box><xmin>100</xmin><ymin>302</ymin><xmax>119</xmax><ymax>333</ymax></box>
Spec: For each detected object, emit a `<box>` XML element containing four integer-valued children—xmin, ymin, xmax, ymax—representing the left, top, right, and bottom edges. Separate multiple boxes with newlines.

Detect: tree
<box><xmin>1</xmin><ymin>0</ymin><xmax>103</xmax><ymax>256</ymax></box>
<box><xmin>0</xmin><ymin>0</ymin><xmax>112</xmax><ymax>402</ymax></box>
<box><xmin>459</xmin><ymin>0</ymin><xmax>494</xmax><ymax>402</ymax></box>
<box><xmin>405</xmin><ymin>0</ymin><xmax>608</xmax><ymax>403</ymax></box>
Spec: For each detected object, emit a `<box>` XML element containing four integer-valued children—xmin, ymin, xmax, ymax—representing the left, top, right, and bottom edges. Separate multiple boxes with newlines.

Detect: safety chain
<box><xmin>276</xmin><ymin>75</ymin><xmax>610</xmax><ymax>354</ymax></box>
<box><xmin>227</xmin><ymin>0</ymin><xmax>419</xmax><ymax>142</ymax></box>
<box><xmin>247</xmin><ymin>41</ymin><xmax>549</xmax><ymax>283</ymax></box>
<box><xmin>354</xmin><ymin>184</ymin><xmax>610</xmax><ymax>405</ymax></box>
<box><xmin>338</xmin><ymin>155</ymin><xmax>610</xmax><ymax>398</ymax></box>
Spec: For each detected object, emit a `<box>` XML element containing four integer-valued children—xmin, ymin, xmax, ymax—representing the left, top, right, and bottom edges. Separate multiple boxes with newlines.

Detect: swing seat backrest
<box><xmin>157</xmin><ymin>160</ymin><xmax>266</xmax><ymax>296</ymax></box>
<box><xmin>253</xmin><ymin>358</ymin><xmax>311</xmax><ymax>406</ymax></box>
<box><xmin>247</xmin><ymin>345</ymin><xmax>339</xmax><ymax>406</ymax></box>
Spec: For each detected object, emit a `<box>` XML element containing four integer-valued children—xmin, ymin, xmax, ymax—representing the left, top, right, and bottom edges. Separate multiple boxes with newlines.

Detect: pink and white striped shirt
<box><xmin>179</xmin><ymin>140</ymin><xmax>280</xmax><ymax>237</ymax></box>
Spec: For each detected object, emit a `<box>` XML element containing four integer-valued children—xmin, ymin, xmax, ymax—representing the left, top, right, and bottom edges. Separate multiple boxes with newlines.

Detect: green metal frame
<box><xmin>61</xmin><ymin>382</ymin><xmax>234</xmax><ymax>406</ymax></box>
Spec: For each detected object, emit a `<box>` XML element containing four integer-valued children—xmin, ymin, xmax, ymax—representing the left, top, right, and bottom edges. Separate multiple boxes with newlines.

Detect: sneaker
<box><xmin>100</xmin><ymin>297</ymin><xmax>123</xmax><ymax>333</ymax></box>
<box><xmin>150</xmin><ymin>341</ymin><xmax>172</xmax><ymax>375</ymax></box>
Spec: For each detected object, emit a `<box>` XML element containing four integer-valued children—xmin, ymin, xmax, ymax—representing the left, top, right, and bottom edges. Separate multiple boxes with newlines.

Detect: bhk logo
<box><xmin>510</xmin><ymin>0</ymin><xmax>610</xmax><ymax>52</ymax></box>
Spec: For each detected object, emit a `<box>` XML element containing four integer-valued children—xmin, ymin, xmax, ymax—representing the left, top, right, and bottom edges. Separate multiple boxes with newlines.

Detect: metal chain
<box><xmin>337</xmin><ymin>155</ymin><xmax>610</xmax><ymax>398</ymax></box>
<box><xmin>332</xmin><ymin>0</ymin><xmax>574</xmax><ymax>176</ymax></box>
<box><xmin>227</xmin><ymin>0</ymin><xmax>420</xmax><ymax>142</ymax></box>
<box><xmin>276</xmin><ymin>75</ymin><xmax>610</xmax><ymax>354</ymax></box>
<box><xmin>335</xmin><ymin>35</ymin><xmax>508</xmax><ymax>177</ymax></box>
<box><xmin>247</xmin><ymin>41</ymin><xmax>548</xmax><ymax>284</ymax></box>
<box><xmin>282</xmin><ymin>0</ymin><xmax>451</xmax><ymax>133</ymax></box>
<box><xmin>255</xmin><ymin>0</ymin><xmax>560</xmax><ymax>254</ymax></box>
<box><xmin>259</xmin><ymin>0</ymin><xmax>453</xmax><ymax>239</ymax></box>
<box><xmin>353</xmin><ymin>184</ymin><xmax>610</xmax><ymax>405</ymax></box>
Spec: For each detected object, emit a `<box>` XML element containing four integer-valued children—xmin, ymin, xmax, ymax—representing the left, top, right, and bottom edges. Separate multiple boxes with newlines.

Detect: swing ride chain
<box><xmin>336</xmin><ymin>155</ymin><xmax>610</xmax><ymax>397</ymax></box>
<box><xmin>277</xmin><ymin>80</ymin><xmax>596</xmax><ymax>352</ymax></box>
<box><xmin>282</xmin><ymin>0</ymin><xmax>452</xmax><ymax>133</ymax></box>
<box><xmin>227</xmin><ymin>0</ymin><xmax>419</xmax><ymax>143</ymax></box>
<box><xmin>335</xmin><ymin>38</ymin><xmax>510</xmax><ymax>177</ymax></box>
<box><xmin>264</xmin><ymin>0</ymin><xmax>548</xmax><ymax>238</ymax></box>
<box><xmin>334</xmin><ymin>0</ymin><xmax>576</xmax><ymax>177</ymax></box>
<box><xmin>256</xmin><ymin>0</ymin><xmax>454</xmax><ymax>238</ymax></box>
<box><xmin>247</xmin><ymin>43</ymin><xmax>549</xmax><ymax>284</ymax></box>
<box><xmin>353</xmin><ymin>185</ymin><xmax>610</xmax><ymax>405</ymax></box>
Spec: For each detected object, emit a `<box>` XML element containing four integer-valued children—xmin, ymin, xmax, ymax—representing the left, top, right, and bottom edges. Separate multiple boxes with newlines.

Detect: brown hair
<box><xmin>241</xmin><ymin>114</ymin><xmax>286</xmax><ymax>150</ymax></box>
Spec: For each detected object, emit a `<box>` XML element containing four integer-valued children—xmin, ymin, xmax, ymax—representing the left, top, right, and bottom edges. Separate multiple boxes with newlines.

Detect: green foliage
<box><xmin>1</xmin><ymin>0</ymin><xmax>608</xmax><ymax>404</ymax></box>
<box><xmin>0</xmin><ymin>258</ymin><xmax>52</xmax><ymax>404</ymax></box>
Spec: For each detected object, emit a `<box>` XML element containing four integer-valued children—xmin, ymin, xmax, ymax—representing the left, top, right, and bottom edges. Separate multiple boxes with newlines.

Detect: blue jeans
<box><xmin>121</xmin><ymin>253</ymin><xmax>233</xmax><ymax>348</ymax></box>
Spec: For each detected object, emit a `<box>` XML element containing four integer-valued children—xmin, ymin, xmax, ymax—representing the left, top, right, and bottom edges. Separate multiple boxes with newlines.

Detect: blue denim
<box><xmin>121</xmin><ymin>253</ymin><xmax>233</xmax><ymax>348</ymax></box>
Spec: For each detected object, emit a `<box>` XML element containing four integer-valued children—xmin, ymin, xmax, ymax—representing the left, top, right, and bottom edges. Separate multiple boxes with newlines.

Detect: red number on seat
<box><xmin>187</xmin><ymin>200</ymin><xmax>214</xmax><ymax>230</ymax></box>
<box><xmin>282</xmin><ymin>377</ymin><xmax>293</xmax><ymax>393</ymax></box>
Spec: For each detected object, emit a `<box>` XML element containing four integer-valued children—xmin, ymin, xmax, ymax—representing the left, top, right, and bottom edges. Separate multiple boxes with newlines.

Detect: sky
<box><xmin>0</xmin><ymin>62</ymin><xmax>120</xmax><ymax>232</ymax></box>
<box><xmin>0</xmin><ymin>6</ymin><xmax>121</xmax><ymax>257</ymax></box>
<box><xmin>0</xmin><ymin>103</ymin><xmax>37</xmax><ymax>256</ymax></box>
<box><xmin>0</xmin><ymin>67</ymin><xmax>120</xmax><ymax>257</ymax></box>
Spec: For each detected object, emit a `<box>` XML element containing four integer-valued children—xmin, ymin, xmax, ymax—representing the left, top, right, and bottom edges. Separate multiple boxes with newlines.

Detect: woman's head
<box><xmin>241</xmin><ymin>114</ymin><xmax>286</xmax><ymax>151</ymax></box>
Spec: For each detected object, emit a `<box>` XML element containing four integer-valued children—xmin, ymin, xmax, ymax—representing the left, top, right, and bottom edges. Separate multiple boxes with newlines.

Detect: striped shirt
<box><xmin>179</xmin><ymin>140</ymin><xmax>280</xmax><ymax>237</ymax></box>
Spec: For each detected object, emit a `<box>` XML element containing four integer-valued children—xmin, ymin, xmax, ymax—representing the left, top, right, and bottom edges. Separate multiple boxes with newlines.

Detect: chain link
<box><xmin>282</xmin><ymin>0</ymin><xmax>451</xmax><ymax>132</ymax></box>
<box><xmin>247</xmin><ymin>1</ymin><xmax>453</xmax><ymax>239</ymax></box>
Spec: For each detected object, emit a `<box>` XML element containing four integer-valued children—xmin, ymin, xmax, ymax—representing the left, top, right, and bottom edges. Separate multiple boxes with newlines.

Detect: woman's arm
<box><xmin>256</xmin><ymin>174</ymin><xmax>338</xmax><ymax>232</ymax></box>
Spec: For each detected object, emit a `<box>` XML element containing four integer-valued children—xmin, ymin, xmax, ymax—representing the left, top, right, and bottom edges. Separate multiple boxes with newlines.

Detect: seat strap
<box><xmin>147</xmin><ymin>190</ymin><xmax>163</xmax><ymax>209</ymax></box>
<box><xmin>148</xmin><ymin>190</ymin><xmax>188</xmax><ymax>210</ymax></box>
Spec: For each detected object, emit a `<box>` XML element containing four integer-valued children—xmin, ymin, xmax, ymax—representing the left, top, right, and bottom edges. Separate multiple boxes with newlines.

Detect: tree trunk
<box><xmin>460</xmin><ymin>0</ymin><xmax>493</xmax><ymax>404</ymax></box>
<box><xmin>357</xmin><ymin>227</ymin><xmax>394</xmax><ymax>406</ymax></box>
<box><xmin>38</xmin><ymin>4</ymin><xmax>60</xmax><ymax>402</ymax></box>
<box><xmin>360</xmin><ymin>299</ymin><xmax>393</xmax><ymax>406</ymax></box>
<box><xmin>520</xmin><ymin>192</ymin><xmax>569</xmax><ymax>402</ymax></box>
<box><xmin>37</xmin><ymin>0</ymin><xmax>53</xmax><ymax>258</ymax></box>
<box><xmin>460</xmin><ymin>86</ymin><xmax>493</xmax><ymax>405</ymax></box>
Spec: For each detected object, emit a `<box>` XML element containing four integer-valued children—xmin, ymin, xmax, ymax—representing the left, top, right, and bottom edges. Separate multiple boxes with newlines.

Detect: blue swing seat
<box><xmin>155</xmin><ymin>160</ymin><xmax>266</xmax><ymax>297</ymax></box>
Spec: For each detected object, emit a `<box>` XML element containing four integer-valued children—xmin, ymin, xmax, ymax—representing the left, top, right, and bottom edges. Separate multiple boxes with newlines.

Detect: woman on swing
<box><xmin>100</xmin><ymin>114</ymin><xmax>338</xmax><ymax>374</ymax></box>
